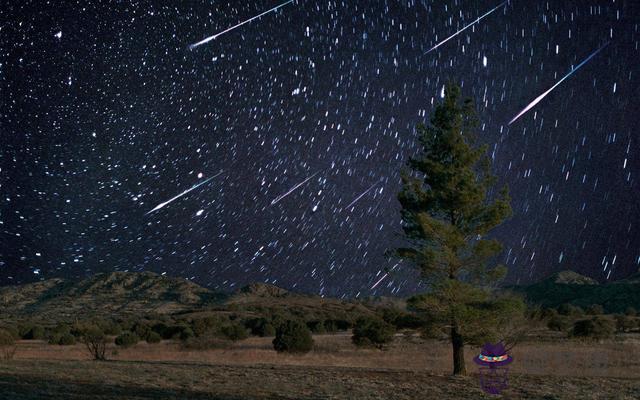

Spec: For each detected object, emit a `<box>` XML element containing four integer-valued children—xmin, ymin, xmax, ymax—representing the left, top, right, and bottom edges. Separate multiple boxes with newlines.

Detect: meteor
<box><xmin>425</xmin><ymin>1</ymin><xmax>508</xmax><ymax>55</ymax></box>
<box><xmin>189</xmin><ymin>0</ymin><xmax>294</xmax><ymax>49</ymax></box>
<box><xmin>508</xmin><ymin>42</ymin><xmax>609</xmax><ymax>125</ymax></box>
<box><xmin>370</xmin><ymin>273</ymin><xmax>388</xmax><ymax>290</ymax></box>
<box><xmin>145</xmin><ymin>172</ymin><xmax>222</xmax><ymax>215</ymax></box>
<box><xmin>344</xmin><ymin>181</ymin><xmax>381</xmax><ymax>211</ymax></box>
<box><xmin>270</xmin><ymin>171</ymin><xmax>320</xmax><ymax>206</ymax></box>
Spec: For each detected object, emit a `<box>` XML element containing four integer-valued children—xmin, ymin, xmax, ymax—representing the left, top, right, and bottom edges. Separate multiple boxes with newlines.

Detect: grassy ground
<box><xmin>1</xmin><ymin>335</ymin><xmax>639</xmax><ymax>399</ymax></box>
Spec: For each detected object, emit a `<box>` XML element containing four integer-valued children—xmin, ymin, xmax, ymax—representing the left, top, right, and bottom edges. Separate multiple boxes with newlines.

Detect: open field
<box><xmin>1</xmin><ymin>334</ymin><xmax>639</xmax><ymax>399</ymax></box>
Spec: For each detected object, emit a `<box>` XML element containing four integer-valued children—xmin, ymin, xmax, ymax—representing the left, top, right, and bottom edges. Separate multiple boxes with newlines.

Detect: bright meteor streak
<box><xmin>344</xmin><ymin>181</ymin><xmax>381</xmax><ymax>210</ymax></box>
<box><xmin>508</xmin><ymin>42</ymin><xmax>609</xmax><ymax>125</ymax></box>
<box><xmin>189</xmin><ymin>0</ymin><xmax>294</xmax><ymax>49</ymax></box>
<box><xmin>270</xmin><ymin>171</ymin><xmax>320</xmax><ymax>206</ymax></box>
<box><xmin>145</xmin><ymin>172</ymin><xmax>222</xmax><ymax>215</ymax></box>
<box><xmin>425</xmin><ymin>1</ymin><xmax>508</xmax><ymax>55</ymax></box>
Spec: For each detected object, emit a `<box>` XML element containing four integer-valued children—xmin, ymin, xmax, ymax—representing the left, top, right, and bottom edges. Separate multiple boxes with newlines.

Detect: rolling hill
<box><xmin>0</xmin><ymin>271</ymin><xmax>375</xmax><ymax>324</ymax></box>
<box><xmin>512</xmin><ymin>270</ymin><xmax>640</xmax><ymax>313</ymax></box>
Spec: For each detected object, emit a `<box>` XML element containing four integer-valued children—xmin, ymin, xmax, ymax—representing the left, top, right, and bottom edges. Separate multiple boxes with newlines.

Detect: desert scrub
<box><xmin>220</xmin><ymin>323</ymin><xmax>249</xmax><ymax>341</ymax></box>
<box><xmin>352</xmin><ymin>317</ymin><xmax>395</xmax><ymax>349</ymax></box>
<box><xmin>273</xmin><ymin>320</ymin><xmax>314</xmax><ymax>353</ymax></box>
<box><xmin>0</xmin><ymin>328</ymin><xmax>16</xmax><ymax>360</ymax></box>
<box><xmin>115</xmin><ymin>331</ymin><xmax>140</xmax><ymax>348</ymax></box>
<box><xmin>570</xmin><ymin>317</ymin><xmax>614</xmax><ymax>340</ymax></box>
<box><xmin>145</xmin><ymin>331</ymin><xmax>162</xmax><ymax>343</ymax></box>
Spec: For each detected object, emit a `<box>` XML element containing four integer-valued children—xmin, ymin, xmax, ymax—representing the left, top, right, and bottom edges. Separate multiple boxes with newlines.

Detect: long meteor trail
<box><xmin>508</xmin><ymin>42</ymin><xmax>609</xmax><ymax>125</ymax></box>
<box><xmin>189</xmin><ymin>0</ymin><xmax>294</xmax><ymax>49</ymax></box>
<box><xmin>270</xmin><ymin>171</ymin><xmax>320</xmax><ymax>206</ymax></box>
<box><xmin>424</xmin><ymin>1</ymin><xmax>508</xmax><ymax>55</ymax></box>
<box><xmin>145</xmin><ymin>172</ymin><xmax>222</xmax><ymax>215</ymax></box>
<box><xmin>344</xmin><ymin>181</ymin><xmax>381</xmax><ymax>210</ymax></box>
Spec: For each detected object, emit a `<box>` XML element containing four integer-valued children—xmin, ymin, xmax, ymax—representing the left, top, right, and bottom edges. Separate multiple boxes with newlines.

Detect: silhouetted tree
<box><xmin>395</xmin><ymin>83</ymin><xmax>523</xmax><ymax>375</ymax></box>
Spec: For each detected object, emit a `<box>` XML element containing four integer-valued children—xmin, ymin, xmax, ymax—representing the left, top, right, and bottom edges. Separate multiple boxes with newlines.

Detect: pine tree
<box><xmin>396</xmin><ymin>83</ymin><xmax>519</xmax><ymax>375</ymax></box>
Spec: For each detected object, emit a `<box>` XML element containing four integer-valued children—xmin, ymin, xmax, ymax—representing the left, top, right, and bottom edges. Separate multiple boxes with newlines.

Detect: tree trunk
<box><xmin>451</xmin><ymin>325</ymin><xmax>466</xmax><ymax>375</ymax></box>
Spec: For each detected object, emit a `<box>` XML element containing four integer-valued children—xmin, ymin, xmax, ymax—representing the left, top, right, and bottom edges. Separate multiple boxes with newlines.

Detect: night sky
<box><xmin>1</xmin><ymin>0</ymin><xmax>638</xmax><ymax>297</ymax></box>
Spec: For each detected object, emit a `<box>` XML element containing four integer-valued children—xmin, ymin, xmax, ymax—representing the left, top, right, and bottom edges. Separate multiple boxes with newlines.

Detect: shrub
<box><xmin>586</xmin><ymin>304</ymin><xmax>604</xmax><ymax>315</ymax></box>
<box><xmin>352</xmin><ymin>317</ymin><xmax>395</xmax><ymax>348</ymax></box>
<box><xmin>179</xmin><ymin>327</ymin><xmax>195</xmax><ymax>341</ymax></box>
<box><xmin>132</xmin><ymin>322</ymin><xmax>151</xmax><ymax>340</ymax></box>
<box><xmin>151</xmin><ymin>322</ymin><xmax>176</xmax><ymax>339</ymax></box>
<box><xmin>625</xmin><ymin>307</ymin><xmax>637</xmax><ymax>317</ymax></box>
<box><xmin>1</xmin><ymin>326</ymin><xmax>19</xmax><ymax>340</ymax></box>
<box><xmin>306</xmin><ymin>320</ymin><xmax>326</xmax><ymax>334</ymax></box>
<box><xmin>81</xmin><ymin>326</ymin><xmax>107</xmax><ymax>360</ymax></box>
<box><xmin>146</xmin><ymin>331</ymin><xmax>162</xmax><ymax>344</ymax></box>
<box><xmin>49</xmin><ymin>332</ymin><xmax>76</xmax><ymax>346</ymax></box>
<box><xmin>0</xmin><ymin>329</ymin><xmax>16</xmax><ymax>360</ymax></box>
<box><xmin>191</xmin><ymin>317</ymin><xmax>221</xmax><ymax>337</ymax></box>
<box><xmin>58</xmin><ymin>333</ymin><xmax>76</xmax><ymax>345</ymax></box>
<box><xmin>245</xmin><ymin>318</ymin><xmax>277</xmax><ymax>337</ymax></box>
<box><xmin>615</xmin><ymin>314</ymin><xmax>635</xmax><ymax>333</ymax></box>
<box><xmin>23</xmin><ymin>325</ymin><xmax>46</xmax><ymax>340</ymax></box>
<box><xmin>272</xmin><ymin>320</ymin><xmax>314</xmax><ymax>353</ymax></box>
<box><xmin>220</xmin><ymin>323</ymin><xmax>249</xmax><ymax>341</ymax></box>
<box><xmin>547</xmin><ymin>315</ymin><xmax>571</xmax><ymax>332</ymax></box>
<box><xmin>540</xmin><ymin>308</ymin><xmax>558</xmax><ymax>320</ymax></box>
<box><xmin>103</xmin><ymin>321</ymin><xmax>122</xmax><ymax>336</ymax></box>
<box><xmin>323</xmin><ymin>319</ymin><xmax>338</xmax><ymax>332</ymax></box>
<box><xmin>115</xmin><ymin>331</ymin><xmax>139</xmax><ymax>348</ymax></box>
<box><xmin>570</xmin><ymin>317</ymin><xmax>614</xmax><ymax>340</ymax></box>
<box><xmin>557</xmin><ymin>303</ymin><xmax>583</xmax><ymax>316</ymax></box>
<box><xmin>323</xmin><ymin>319</ymin><xmax>351</xmax><ymax>332</ymax></box>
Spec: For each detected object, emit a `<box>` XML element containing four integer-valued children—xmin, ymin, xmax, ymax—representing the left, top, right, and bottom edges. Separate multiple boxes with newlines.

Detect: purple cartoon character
<box><xmin>473</xmin><ymin>342</ymin><xmax>513</xmax><ymax>395</ymax></box>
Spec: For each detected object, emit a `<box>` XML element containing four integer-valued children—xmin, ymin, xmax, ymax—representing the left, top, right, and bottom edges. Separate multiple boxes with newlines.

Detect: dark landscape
<box><xmin>1</xmin><ymin>271</ymin><xmax>640</xmax><ymax>399</ymax></box>
<box><xmin>2</xmin><ymin>0</ymin><xmax>638</xmax><ymax>398</ymax></box>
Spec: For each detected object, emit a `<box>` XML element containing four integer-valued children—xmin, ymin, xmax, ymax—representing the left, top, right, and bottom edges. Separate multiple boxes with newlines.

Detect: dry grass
<box><xmin>2</xmin><ymin>335</ymin><xmax>640</xmax><ymax>399</ymax></box>
<box><xmin>12</xmin><ymin>334</ymin><xmax>640</xmax><ymax>378</ymax></box>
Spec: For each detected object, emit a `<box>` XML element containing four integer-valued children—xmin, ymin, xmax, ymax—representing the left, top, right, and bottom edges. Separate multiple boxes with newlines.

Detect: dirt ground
<box><xmin>1</xmin><ymin>334</ymin><xmax>639</xmax><ymax>399</ymax></box>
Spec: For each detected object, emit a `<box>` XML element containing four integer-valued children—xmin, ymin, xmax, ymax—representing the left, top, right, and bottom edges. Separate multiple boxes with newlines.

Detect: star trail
<box><xmin>1</xmin><ymin>1</ymin><xmax>638</xmax><ymax>297</ymax></box>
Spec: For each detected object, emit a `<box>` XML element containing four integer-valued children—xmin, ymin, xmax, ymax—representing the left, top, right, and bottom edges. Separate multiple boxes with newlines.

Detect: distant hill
<box><xmin>512</xmin><ymin>270</ymin><xmax>640</xmax><ymax>313</ymax></box>
<box><xmin>0</xmin><ymin>271</ymin><xmax>226</xmax><ymax>322</ymax></box>
<box><xmin>0</xmin><ymin>272</ymin><xmax>376</xmax><ymax>323</ymax></box>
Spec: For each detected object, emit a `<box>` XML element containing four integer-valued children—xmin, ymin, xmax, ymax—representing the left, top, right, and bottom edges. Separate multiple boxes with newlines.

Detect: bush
<box><xmin>352</xmin><ymin>317</ymin><xmax>395</xmax><ymax>348</ymax></box>
<box><xmin>146</xmin><ymin>331</ymin><xmax>162</xmax><ymax>344</ymax></box>
<box><xmin>115</xmin><ymin>331</ymin><xmax>139</xmax><ymax>348</ymax></box>
<box><xmin>48</xmin><ymin>332</ymin><xmax>76</xmax><ymax>345</ymax></box>
<box><xmin>570</xmin><ymin>317</ymin><xmax>614</xmax><ymax>340</ymax></box>
<box><xmin>547</xmin><ymin>315</ymin><xmax>571</xmax><ymax>332</ymax></box>
<box><xmin>625</xmin><ymin>307</ymin><xmax>637</xmax><ymax>317</ymax></box>
<box><xmin>615</xmin><ymin>314</ymin><xmax>635</xmax><ymax>333</ymax></box>
<box><xmin>557</xmin><ymin>303</ymin><xmax>584</xmax><ymax>316</ymax></box>
<box><xmin>586</xmin><ymin>304</ymin><xmax>604</xmax><ymax>315</ymax></box>
<box><xmin>245</xmin><ymin>318</ymin><xmax>276</xmax><ymax>337</ymax></box>
<box><xmin>132</xmin><ymin>323</ymin><xmax>151</xmax><ymax>340</ymax></box>
<box><xmin>323</xmin><ymin>319</ymin><xmax>338</xmax><ymax>332</ymax></box>
<box><xmin>540</xmin><ymin>308</ymin><xmax>558</xmax><ymax>320</ymax></box>
<box><xmin>179</xmin><ymin>327</ymin><xmax>195</xmax><ymax>341</ymax></box>
<box><xmin>58</xmin><ymin>333</ymin><xmax>76</xmax><ymax>345</ymax></box>
<box><xmin>191</xmin><ymin>317</ymin><xmax>222</xmax><ymax>337</ymax></box>
<box><xmin>323</xmin><ymin>319</ymin><xmax>351</xmax><ymax>332</ymax></box>
<box><xmin>273</xmin><ymin>320</ymin><xmax>314</xmax><ymax>353</ymax></box>
<box><xmin>306</xmin><ymin>320</ymin><xmax>326</xmax><ymax>334</ymax></box>
<box><xmin>82</xmin><ymin>326</ymin><xmax>107</xmax><ymax>360</ymax></box>
<box><xmin>23</xmin><ymin>325</ymin><xmax>46</xmax><ymax>340</ymax></box>
<box><xmin>220</xmin><ymin>323</ymin><xmax>249</xmax><ymax>341</ymax></box>
<box><xmin>1</xmin><ymin>326</ymin><xmax>19</xmax><ymax>340</ymax></box>
<box><xmin>0</xmin><ymin>329</ymin><xmax>16</xmax><ymax>360</ymax></box>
